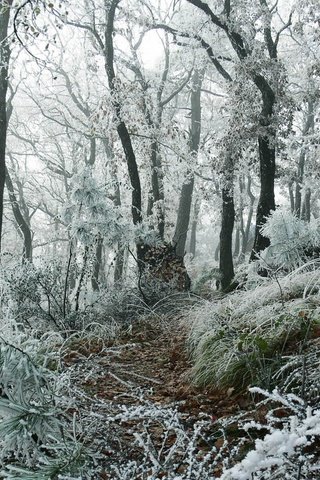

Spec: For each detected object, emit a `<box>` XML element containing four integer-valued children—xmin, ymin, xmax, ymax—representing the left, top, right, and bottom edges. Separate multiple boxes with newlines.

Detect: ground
<box><xmin>62</xmin><ymin>313</ymin><xmax>254</xmax><ymax>478</ymax></box>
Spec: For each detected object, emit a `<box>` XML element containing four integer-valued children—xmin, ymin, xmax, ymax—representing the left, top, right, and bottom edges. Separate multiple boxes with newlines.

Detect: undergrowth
<box><xmin>188</xmin><ymin>262</ymin><xmax>320</xmax><ymax>391</ymax></box>
<box><xmin>2</xmin><ymin>253</ymin><xmax>320</xmax><ymax>478</ymax></box>
<box><xmin>0</xmin><ymin>329</ymin><xmax>100</xmax><ymax>478</ymax></box>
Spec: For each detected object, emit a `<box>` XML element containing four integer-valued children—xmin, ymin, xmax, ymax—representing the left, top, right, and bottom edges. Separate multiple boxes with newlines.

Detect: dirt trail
<box><xmin>63</xmin><ymin>315</ymin><xmax>249</xmax><ymax>413</ymax></box>
<box><xmin>62</xmin><ymin>316</ymin><xmax>251</xmax><ymax>477</ymax></box>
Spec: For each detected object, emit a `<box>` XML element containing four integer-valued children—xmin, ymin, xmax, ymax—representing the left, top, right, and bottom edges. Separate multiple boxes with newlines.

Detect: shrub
<box><xmin>1</xmin><ymin>260</ymin><xmax>68</xmax><ymax>330</ymax></box>
<box><xmin>188</xmin><ymin>267</ymin><xmax>320</xmax><ymax>390</ymax></box>
<box><xmin>259</xmin><ymin>207</ymin><xmax>320</xmax><ymax>271</ymax></box>
<box><xmin>0</xmin><ymin>327</ymin><xmax>98</xmax><ymax>478</ymax></box>
<box><xmin>221</xmin><ymin>387</ymin><xmax>320</xmax><ymax>479</ymax></box>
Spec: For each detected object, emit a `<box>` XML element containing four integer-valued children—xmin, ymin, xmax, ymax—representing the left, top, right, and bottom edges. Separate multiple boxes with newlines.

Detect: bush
<box><xmin>0</xmin><ymin>259</ymin><xmax>132</xmax><ymax>334</ymax></box>
<box><xmin>259</xmin><ymin>207</ymin><xmax>320</xmax><ymax>271</ymax></box>
<box><xmin>221</xmin><ymin>387</ymin><xmax>320</xmax><ymax>479</ymax></box>
<box><xmin>0</xmin><ymin>324</ymin><xmax>99</xmax><ymax>478</ymax></box>
<box><xmin>1</xmin><ymin>260</ymin><xmax>68</xmax><ymax>330</ymax></box>
<box><xmin>187</xmin><ymin>266</ymin><xmax>320</xmax><ymax>391</ymax></box>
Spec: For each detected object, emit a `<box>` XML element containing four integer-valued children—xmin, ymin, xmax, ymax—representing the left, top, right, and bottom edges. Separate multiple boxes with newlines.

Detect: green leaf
<box><xmin>254</xmin><ymin>336</ymin><xmax>269</xmax><ymax>353</ymax></box>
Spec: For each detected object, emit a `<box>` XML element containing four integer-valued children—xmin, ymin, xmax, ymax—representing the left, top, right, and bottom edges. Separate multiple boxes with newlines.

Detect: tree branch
<box><xmin>186</xmin><ymin>0</ymin><xmax>248</xmax><ymax>59</ymax></box>
<box><xmin>161</xmin><ymin>70</ymin><xmax>192</xmax><ymax>107</ymax></box>
<box><xmin>150</xmin><ymin>23</ymin><xmax>233</xmax><ymax>82</ymax></box>
<box><xmin>274</xmin><ymin>11</ymin><xmax>293</xmax><ymax>48</ymax></box>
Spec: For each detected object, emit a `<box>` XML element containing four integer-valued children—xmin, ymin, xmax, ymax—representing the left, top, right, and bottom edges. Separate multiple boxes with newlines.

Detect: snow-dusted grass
<box><xmin>188</xmin><ymin>263</ymin><xmax>320</xmax><ymax>390</ymax></box>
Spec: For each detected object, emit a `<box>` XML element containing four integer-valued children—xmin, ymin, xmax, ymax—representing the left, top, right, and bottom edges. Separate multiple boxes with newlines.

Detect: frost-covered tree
<box><xmin>0</xmin><ymin>1</ymin><xmax>13</xmax><ymax>250</ymax></box>
<box><xmin>177</xmin><ymin>0</ymin><xmax>294</xmax><ymax>261</ymax></box>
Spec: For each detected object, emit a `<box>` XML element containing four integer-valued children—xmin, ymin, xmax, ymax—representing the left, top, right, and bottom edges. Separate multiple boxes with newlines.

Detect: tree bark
<box><xmin>149</xmin><ymin>141</ymin><xmax>164</xmax><ymax>239</ymax></box>
<box><xmin>294</xmin><ymin>100</ymin><xmax>314</xmax><ymax>218</ymax></box>
<box><xmin>242</xmin><ymin>175</ymin><xmax>255</xmax><ymax>255</ymax></box>
<box><xmin>301</xmin><ymin>188</ymin><xmax>311</xmax><ymax>222</ymax></box>
<box><xmin>288</xmin><ymin>178</ymin><xmax>295</xmax><ymax>213</ymax></box>
<box><xmin>219</xmin><ymin>183</ymin><xmax>235</xmax><ymax>290</ymax></box>
<box><xmin>294</xmin><ymin>151</ymin><xmax>305</xmax><ymax>218</ymax></box>
<box><xmin>104</xmin><ymin>0</ymin><xmax>143</xmax><ymax>261</ymax></box>
<box><xmin>233</xmin><ymin>224</ymin><xmax>240</xmax><ymax>258</ymax></box>
<box><xmin>238</xmin><ymin>176</ymin><xmax>245</xmax><ymax>259</ymax></box>
<box><xmin>249</xmin><ymin>74</ymin><xmax>276</xmax><ymax>261</ymax></box>
<box><xmin>5</xmin><ymin>167</ymin><xmax>32</xmax><ymax>262</ymax></box>
<box><xmin>91</xmin><ymin>236</ymin><xmax>103</xmax><ymax>291</ymax></box>
<box><xmin>250</xmin><ymin>131</ymin><xmax>276</xmax><ymax>260</ymax></box>
<box><xmin>173</xmin><ymin>69</ymin><xmax>202</xmax><ymax>256</ymax></box>
<box><xmin>214</xmin><ymin>240</ymin><xmax>220</xmax><ymax>262</ymax></box>
<box><xmin>173</xmin><ymin>176</ymin><xmax>195</xmax><ymax>257</ymax></box>
<box><xmin>88</xmin><ymin>137</ymin><xmax>96</xmax><ymax>166</ymax></box>
<box><xmin>0</xmin><ymin>2</ymin><xmax>12</xmax><ymax>251</ymax></box>
<box><xmin>189</xmin><ymin>197</ymin><xmax>200</xmax><ymax>257</ymax></box>
<box><xmin>114</xmin><ymin>242</ymin><xmax>124</xmax><ymax>283</ymax></box>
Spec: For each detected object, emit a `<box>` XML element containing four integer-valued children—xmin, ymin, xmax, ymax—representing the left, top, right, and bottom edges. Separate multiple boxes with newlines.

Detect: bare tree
<box><xmin>173</xmin><ymin>69</ymin><xmax>203</xmax><ymax>256</ymax></box>
<box><xmin>0</xmin><ymin>1</ymin><xmax>12</xmax><ymax>250</ymax></box>
<box><xmin>184</xmin><ymin>0</ymin><xmax>292</xmax><ymax>261</ymax></box>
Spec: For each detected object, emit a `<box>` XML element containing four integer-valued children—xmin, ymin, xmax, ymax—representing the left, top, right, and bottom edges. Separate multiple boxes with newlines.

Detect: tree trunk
<box><xmin>294</xmin><ymin>150</ymin><xmax>305</xmax><ymax>218</ymax></box>
<box><xmin>114</xmin><ymin>242</ymin><xmax>125</xmax><ymax>283</ymax></box>
<box><xmin>250</xmin><ymin>134</ymin><xmax>275</xmax><ymax>260</ymax></box>
<box><xmin>102</xmin><ymin>138</ymin><xmax>127</xmax><ymax>284</ymax></box>
<box><xmin>88</xmin><ymin>137</ymin><xmax>96</xmax><ymax>166</ymax></box>
<box><xmin>301</xmin><ymin>188</ymin><xmax>311</xmax><ymax>222</ymax></box>
<box><xmin>173</xmin><ymin>176</ymin><xmax>195</xmax><ymax>257</ymax></box>
<box><xmin>148</xmin><ymin>141</ymin><xmax>164</xmax><ymax>239</ymax></box>
<box><xmin>233</xmin><ymin>224</ymin><xmax>240</xmax><ymax>258</ymax></box>
<box><xmin>5</xmin><ymin>167</ymin><xmax>32</xmax><ymax>262</ymax></box>
<box><xmin>250</xmin><ymin>79</ymin><xmax>276</xmax><ymax>261</ymax></box>
<box><xmin>189</xmin><ymin>198</ymin><xmax>200</xmax><ymax>257</ymax></box>
<box><xmin>85</xmin><ymin>134</ymin><xmax>103</xmax><ymax>289</ymax></box>
<box><xmin>91</xmin><ymin>236</ymin><xmax>103</xmax><ymax>291</ymax></box>
<box><xmin>214</xmin><ymin>240</ymin><xmax>220</xmax><ymax>262</ymax></box>
<box><xmin>173</xmin><ymin>69</ymin><xmax>202</xmax><ymax>256</ymax></box>
<box><xmin>238</xmin><ymin>176</ymin><xmax>245</xmax><ymax>260</ymax></box>
<box><xmin>104</xmin><ymin>0</ymin><xmax>143</xmax><ymax>262</ymax></box>
<box><xmin>75</xmin><ymin>245</ymin><xmax>89</xmax><ymax>312</ymax></box>
<box><xmin>288</xmin><ymin>179</ymin><xmax>295</xmax><ymax>213</ymax></box>
<box><xmin>0</xmin><ymin>2</ymin><xmax>12</xmax><ymax>251</ymax></box>
<box><xmin>242</xmin><ymin>176</ymin><xmax>255</xmax><ymax>255</ymax></box>
<box><xmin>126</xmin><ymin>35</ymin><xmax>170</xmax><ymax>241</ymax></box>
<box><xmin>219</xmin><ymin>184</ymin><xmax>235</xmax><ymax>290</ymax></box>
<box><xmin>295</xmin><ymin>100</ymin><xmax>314</xmax><ymax>218</ymax></box>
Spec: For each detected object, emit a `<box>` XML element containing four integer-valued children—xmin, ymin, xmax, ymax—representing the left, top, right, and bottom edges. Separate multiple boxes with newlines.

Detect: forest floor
<box><xmin>61</xmin><ymin>312</ymin><xmax>254</xmax><ymax>478</ymax></box>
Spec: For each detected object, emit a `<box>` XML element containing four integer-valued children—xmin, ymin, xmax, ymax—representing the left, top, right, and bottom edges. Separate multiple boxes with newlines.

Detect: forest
<box><xmin>0</xmin><ymin>0</ymin><xmax>319</xmax><ymax>478</ymax></box>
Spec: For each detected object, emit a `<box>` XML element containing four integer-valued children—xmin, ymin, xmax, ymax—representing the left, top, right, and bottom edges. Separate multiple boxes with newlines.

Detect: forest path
<box><xmin>62</xmin><ymin>314</ymin><xmax>250</xmax><ymax>477</ymax></box>
<box><xmin>63</xmin><ymin>316</ymin><xmax>243</xmax><ymax>416</ymax></box>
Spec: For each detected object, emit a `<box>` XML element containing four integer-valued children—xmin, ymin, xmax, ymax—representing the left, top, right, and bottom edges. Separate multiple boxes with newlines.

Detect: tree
<box><xmin>5</xmin><ymin>0</ymin><xmax>319</xmax><ymax>297</ymax></box>
<box><xmin>0</xmin><ymin>0</ymin><xmax>12</xmax><ymax>251</ymax></box>
<box><xmin>104</xmin><ymin>0</ymin><xmax>144</xmax><ymax>263</ymax></box>
<box><xmin>5</xmin><ymin>164</ymin><xmax>33</xmax><ymax>261</ymax></box>
<box><xmin>219</xmin><ymin>155</ymin><xmax>235</xmax><ymax>290</ymax></box>
<box><xmin>173</xmin><ymin>68</ymin><xmax>203</xmax><ymax>256</ymax></box>
<box><xmin>189</xmin><ymin>197</ymin><xmax>200</xmax><ymax>257</ymax></box>
<box><xmin>182</xmin><ymin>0</ymin><xmax>292</xmax><ymax>261</ymax></box>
